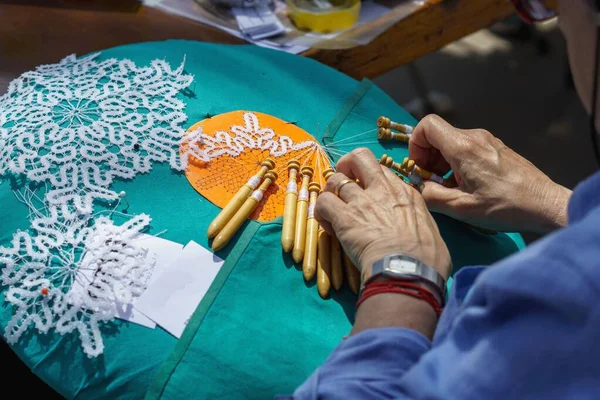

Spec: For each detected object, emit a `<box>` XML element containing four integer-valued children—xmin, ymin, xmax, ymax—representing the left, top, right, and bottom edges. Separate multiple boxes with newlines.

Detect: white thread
<box><xmin>247</xmin><ymin>175</ymin><xmax>261</xmax><ymax>189</ymax></box>
<box><xmin>430</xmin><ymin>174</ymin><xmax>444</xmax><ymax>185</ymax></box>
<box><xmin>308</xmin><ymin>203</ymin><xmax>316</xmax><ymax>218</ymax></box>
<box><xmin>408</xmin><ymin>171</ymin><xmax>423</xmax><ymax>185</ymax></box>
<box><xmin>298</xmin><ymin>188</ymin><xmax>309</xmax><ymax>201</ymax></box>
<box><xmin>251</xmin><ymin>190</ymin><xmax>264</xmax><ymax>202</ymax></box>
<box><xmin>402</xmin><ymin>124</ymin><xmax>414</xmax><ymax>135</ymax></box>
<box><xmin>286</xmin><ymin>182</ymin><xmax>298</xmax><ymax>194</ymax></box>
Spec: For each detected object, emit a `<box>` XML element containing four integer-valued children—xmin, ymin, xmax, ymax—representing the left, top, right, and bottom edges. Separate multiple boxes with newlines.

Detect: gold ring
<box><xmin>334</xmin><ymin>179</ymin><xmax>355</xmax><ymax>197</ymax></box>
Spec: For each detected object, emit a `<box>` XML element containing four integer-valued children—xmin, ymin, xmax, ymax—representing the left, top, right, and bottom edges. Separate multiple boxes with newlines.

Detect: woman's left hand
<box><xmin>315</xmin><ymin>148</ymin><xmax>451</xmax><ymax>280</ymax></box>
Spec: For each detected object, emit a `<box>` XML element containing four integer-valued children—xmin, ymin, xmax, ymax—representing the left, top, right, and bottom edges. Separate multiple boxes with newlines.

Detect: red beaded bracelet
<box><xmin>356</xmin><ymin>280</ymin><xmax>443</xmax><ymax>317</ymax></box>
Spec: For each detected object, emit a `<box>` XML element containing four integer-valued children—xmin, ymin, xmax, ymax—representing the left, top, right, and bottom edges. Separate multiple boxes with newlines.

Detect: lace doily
<box><xmin>0</xmin><ymin>52</ymin><xmax>194</xmax><ymax>215</ymax></box>
<box><xmin>1</xmin><ymin>199</ymin><xmax>153</xmax><ymax>357</ymax></box>
<box><xmin>0</xmin><ymin>52</ymin><xmax>193</xmax><ymax>357</ymax></box>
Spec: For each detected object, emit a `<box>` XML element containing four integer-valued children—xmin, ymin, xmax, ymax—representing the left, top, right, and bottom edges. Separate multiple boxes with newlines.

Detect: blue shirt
<box><xmin>292</xmin><ymin>171</ymin><xmax>600</xmax><ymax>399</ymax></box>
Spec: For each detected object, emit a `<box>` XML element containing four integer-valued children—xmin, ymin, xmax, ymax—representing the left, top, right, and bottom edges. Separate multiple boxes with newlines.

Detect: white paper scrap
<box><xmin>69</xmin><ymin>234</ymin><xmax>185</xmax><ymax>329</ymax></box>
<box><xmin>134</xmin><ymin>241</ymin><xmax>225</xmax><ymax>339</ymax></box>
<box><xmin>135</xmin><ymin>234</ymin><xmax>185</xmax><ymax>286</ymax></box>
<box><xmin>232</xmin><ymin>6</ymin><xmax>285</xmax><ymax>40</ymax></box>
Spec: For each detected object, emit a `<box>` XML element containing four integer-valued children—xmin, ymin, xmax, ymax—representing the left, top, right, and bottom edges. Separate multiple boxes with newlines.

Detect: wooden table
<box><xmin>0</xmin><ymin>0</ymin><xmax>518</xmax><ymax>92</ymax></box>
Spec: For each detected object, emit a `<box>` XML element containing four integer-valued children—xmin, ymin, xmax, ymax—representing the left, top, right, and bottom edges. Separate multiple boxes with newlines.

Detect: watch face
<box><xmin>389</xmin><ymin>258</ymin><xmax>418</xmax><ymax>274</ymax></box>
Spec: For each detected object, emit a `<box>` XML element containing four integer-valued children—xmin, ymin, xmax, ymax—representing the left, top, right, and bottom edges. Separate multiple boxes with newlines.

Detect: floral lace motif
<box><xmin>0</xmin><ymin>53</ymin><xmax>194</xmax><ymax>215</ymax></box>
<box><xmin>0</xmin><ymin>52</ymin><xmax>194</xmax><ymax>356</ymax></box>
<box><xmin>185</xmin><ymin>112</ymin><xmax>316</xmax><ymax>162</ymax></box>
<box><xmin>0</xmin><ymin>54</ymin><xmax>316</xmax><ymax>357</ymax></box>
<box><xmin>0</xmin><ymin>202</ymin><xmax>153</xmax><ymax>357</ymax></box>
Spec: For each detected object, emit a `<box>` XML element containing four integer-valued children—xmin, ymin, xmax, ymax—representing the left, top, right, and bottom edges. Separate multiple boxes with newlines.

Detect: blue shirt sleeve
<box><xmin>293</xmin><ymin>328</ymin><xmax>431</xmax><ymax>399</ymax></box>
<box><xmin>293</xmin><ymin>172</ymin><xmax>600</xmax><ymax>400</ymax></box>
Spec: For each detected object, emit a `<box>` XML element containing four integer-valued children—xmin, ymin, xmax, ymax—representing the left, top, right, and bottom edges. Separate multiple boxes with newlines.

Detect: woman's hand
<box><xmin>315</xmin><ymin>148</ymin><xmax>451</xmax><ymax>281</ymax></box>
<box><xmin>409</xmin><ymin>115</ymin><xmax>572</xmax><ymax>233</ymax></box>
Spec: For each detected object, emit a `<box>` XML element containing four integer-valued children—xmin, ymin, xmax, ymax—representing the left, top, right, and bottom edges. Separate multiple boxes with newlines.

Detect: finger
<box><xmin>409</xmin><ymin>114</ymin><xmax>460</xmax><ymax>173</ymax></box>
<box><xmin>315</xmin><ymin>192</ymin><xmax>347</xmax><ymax>234</ymax></box>
<box><xmin>324</xmin><ymin>172</ymin><xmax>364</xmax><ymax>203</ymax></box>
<box><xmin>379</xmin><ymin>165</ymin><xmax>412</xmax><ymax>195</ymax></box>
<box><xmin>409</xmin><ymin>144</ymin><xmax>452</xmax><ymax>176</ymax></box>
<box><xmin>317</xmin><ymin>220</ymin><xmax>335</xmax><ymax>236</ymax></box>
<box><xmin>335</xmin><ymin>148</ymin><xmax>386</xmax><ymax>189</ymax></box>
<box><xmin>419</xmin><ymin>180</ymin><xmax>467</xmax><ymax>215</ymax></box>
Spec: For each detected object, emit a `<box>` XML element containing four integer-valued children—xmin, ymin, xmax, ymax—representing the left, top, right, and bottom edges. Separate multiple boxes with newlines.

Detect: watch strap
<box><xmin>366</xmin><ymin>254</ymin><xmax>446</xmax><ymax>304</ymax></box>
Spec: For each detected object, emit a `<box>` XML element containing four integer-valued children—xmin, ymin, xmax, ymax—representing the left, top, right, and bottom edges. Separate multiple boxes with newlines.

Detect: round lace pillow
<box><xmin>0</xmin><ymin>40</ymin><xmax>525</xmax><ymax>399</ymax></box>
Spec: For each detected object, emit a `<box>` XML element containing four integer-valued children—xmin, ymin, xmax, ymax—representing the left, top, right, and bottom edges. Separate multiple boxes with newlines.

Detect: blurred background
<box><xmin>377</xmin><ymin>19</ymin><xmax>598</xmax><ymax>194</ymax></box>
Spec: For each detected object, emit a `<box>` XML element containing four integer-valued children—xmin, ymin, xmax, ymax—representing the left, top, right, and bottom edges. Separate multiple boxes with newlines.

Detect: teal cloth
<box><xmin>0</xmin><ymin>40</ymin><xmax>524</xmax><ymax>399</ymax></box>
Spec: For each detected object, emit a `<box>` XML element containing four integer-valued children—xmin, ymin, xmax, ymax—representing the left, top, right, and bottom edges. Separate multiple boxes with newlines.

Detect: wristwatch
<box><xmin>361</xmin><ymin>254</ymin><xmax>447</xmax><ymax>305</ymax></box>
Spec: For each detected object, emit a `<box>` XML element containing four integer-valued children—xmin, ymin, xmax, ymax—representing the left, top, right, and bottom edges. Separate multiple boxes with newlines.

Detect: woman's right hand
<box><xmin>409</xmin><ymin>115</ymin><xmax>572</xmax><ymax>233</ymax></box>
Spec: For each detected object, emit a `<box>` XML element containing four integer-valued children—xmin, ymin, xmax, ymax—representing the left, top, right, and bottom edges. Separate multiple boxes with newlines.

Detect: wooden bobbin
<box><xmin>377</xmin><ymin>127</ymin><xmax>410</xmax><ymax>143</ymax></box>
<box><xmin>402</xmin><ymin>156</ymin><xmax>450</xmax><ymax>183</ymax></box>
<box><xmin>302</xmin><ymin>182</ymin><xmax>320</xmax><ymax>281</ymax></box>
<box><xmin>377</xmin><ymin>116</ymin><xmax>414</xmax><ymax>135</ymax></box>
<box><xmin>330</xmin><ymin>236</ymin><xmax>344</xmax><ymax>291</ymax></box>
<box><xmin>292</xmin><ymin>167</ymin><xmax>314</xmax><ymax>263</ymax></box>
<box><xmin>207</xmin><ymin>158</ymin><xmax>275</xmax><ymax>239</ymax></box>
<box><xmin>322</xmin><ymin>167</ymin><xmax>343</xmax><ymax>291</ymax></box>
<box><xmin>322</xmin><ymin>167</ymin><xmax>334</xmax><ymax>181</ymax></box>
<box><xmin>343</xmin><ymin>253</ymin><xmax>360</xmax><ymax>295</ymax></box>
<box><xmin>380</xmin><ymin>154</ymin><xmax>408</xmax><ymax>177</ymax></box>
<box><xmin>281</xmin><ymin>160</ymin><xmax>301</xmax><ymax>253</ymax></box>
<box><xmin>212</xmin><ymin>170</ymin><xmax>278</xmax><ymax>251</ymax></box>
<box><xmin>377</xmin><ymin>116</ymin><xmax>392</xmax><ymax>129</ymax></box>
<box><xmin>401</xmin><ymin>157</ymin><xmax>416</xmax><ymax>174</ymax></box>
<box><xmin>316</xmin><ymin>226</ymin><xmax>331</xmax><ymax>298</ymax></box>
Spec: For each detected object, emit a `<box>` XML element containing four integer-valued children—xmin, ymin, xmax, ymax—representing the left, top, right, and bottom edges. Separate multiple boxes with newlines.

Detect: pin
<box><xmin>292</xmin><ymin>167</ymin><xmax>314</xmax><ymax>263</ymax></box>
<box><xmin>376</xmin><ymin>116</ymin><xmax>414</xmax><ymax>135</ymax></box>
<box><xmin>212</xmin><ymin>170</ymin><xmax>278</xmax><ymax>251</ymax></box>
<box><xmin>282</xmin><ymin>160</ymin><xmax>300</xmax><ymax>253</ymax></box>
<box><xmin>343</xmin><ymin>253</ymin><xmax>360</xmax><ymax>295</ymax></box>
<box><xmin>323</xmin><ymin>168</ymin><xmax>343</xmax><ymax>291</ymax></box>
<box><xmin>378</xmin><ymin>127</ymin><xmax>410</xmax><ymax>143</ymax></box>
<box><xmin>302</xmin><ymin>182</ymin><xmax>320</xmax><ymax>281</ymax></box>
<box><xmin>207</xmin><ymin>158</ymin><xmax>275</xmax><ymax>239</ymax></box>
<box><xmin>317</xmin><ymin>226</ymin><xmax>331</xmax><ymax>298</ymax></box>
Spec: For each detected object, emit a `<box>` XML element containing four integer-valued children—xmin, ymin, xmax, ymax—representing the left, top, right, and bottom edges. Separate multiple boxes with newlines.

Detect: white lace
<box><xmin>0</xmin><ymin>52</ymin><xmax>194</xmax><ymax>215</ymax></box>
<box><xmin>0</xmin><ymin>52</ymin><xmax>193</xmax><ymax>357</ymax></box>
<box><xmin>0</xmin><ymin>193</ymin><xmax>153</xmax><ymax>358</ymax></box>
<box><xmin>183</xmin><ymin>112</ymin><xmax>316</xmax><ymax>162</ymax></box>
<box><xmin>0</xmin><ymin>54</ymin><xmax>317</xmax><ymax>357</ymax></box>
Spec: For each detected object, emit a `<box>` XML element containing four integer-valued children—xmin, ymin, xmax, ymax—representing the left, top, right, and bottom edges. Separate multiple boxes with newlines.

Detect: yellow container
<box><xmin>287</xmin><ymin>0</ymin><xmax>361</xmax><ymax>33</ymax></box>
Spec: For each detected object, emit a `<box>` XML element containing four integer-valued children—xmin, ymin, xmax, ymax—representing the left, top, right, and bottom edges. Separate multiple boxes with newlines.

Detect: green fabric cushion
<box><xmin>0</xmin><ymin>40</ymin><xmax>524</xmax><ymax>399</ymax></box>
